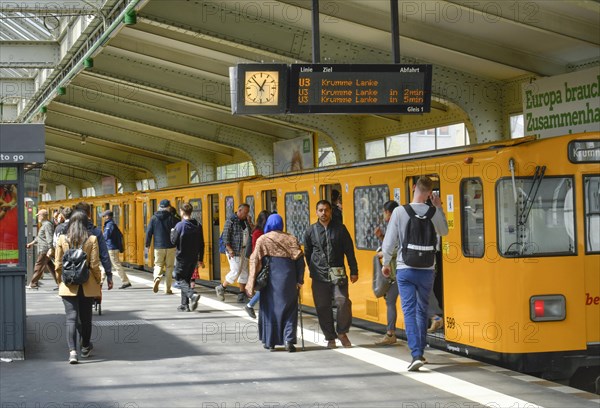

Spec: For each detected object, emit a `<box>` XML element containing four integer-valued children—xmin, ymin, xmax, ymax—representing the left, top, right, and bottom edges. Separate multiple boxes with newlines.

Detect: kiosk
<box><xmin>0</xmin><ymin>124</ymin><xmax>45</xmax><ymax>359</ymax></box>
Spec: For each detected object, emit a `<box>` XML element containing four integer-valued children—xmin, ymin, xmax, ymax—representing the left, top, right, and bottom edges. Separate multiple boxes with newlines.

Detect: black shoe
<box><xmin>237</xmin><ymin>293</ymin><xmax>247</xmax><ymax>303</ymax></box>
<box><xmin>190</xmin><ymin>294</ymin><xmax>200</xmax><ymax>311</ymax></box>
<box><xmin>177</xmin><ymin>305</ymin><xmax>189</xmax><ymax>312</ymax></box>
<box><xmin>244</xmin><ymin>305</ymin><xmax>256</xmax><ymax>319</ymax></box>
<box><xmin>407</xmin><ymin>356</ymin><xmax>424</xmax><ymax>372</ymax></box>
<box><xmin>263</xmin><ymin>344</ymin><xmax>275</xmax><ymax>351</ymax></box>
<box><xmin>285</xmin><ymin>342</ymin><xmax>296</xmax><ymax>353</ymax></box>
<box><xmin>119</xmin><ymin>283</ymin><xmax>132</xmax><ymax>289</ymax></box>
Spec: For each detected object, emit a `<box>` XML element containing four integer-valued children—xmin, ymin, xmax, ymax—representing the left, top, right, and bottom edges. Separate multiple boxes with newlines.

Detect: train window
<box><xmin>112</xmin><ymin>205</ymin><xmax>120</xmax><ymax>227</ymax></box>
<box><xmin>225</xmin><ymin>196</ymin><xmax>234</xmax><ymax>221</ymax></box>
<box><xmin>285</xmin><ymin>192</ymin><xmax>310</xmax><ymax>245</ymax></box>
<box><xmin>354</xmin><ymin>185</ymin><xmax>390</xmax><ymax>250</ymax></box>
<box><xmin>189</xmin><ymin>198</ymin><xmax>202</xmax><ymax>225</ymax></box>
<box><xmin>245</xmin><ymin>195</ymin><xmax>255</xmax><ymax>223</ymax></box>
<box><xmin>584</xmin><ymin>175</ymin><xmax>600</xmax><ymax>254</ymax></box>
<box><xmin>460</xmin><ymin>179</ymin><xmax>484</xmax><ymax>258</ymax></box>
<box><xmin>497</xmin><ymin>176</ymin><xmax>576</xmax><ymax>257</ymax></box>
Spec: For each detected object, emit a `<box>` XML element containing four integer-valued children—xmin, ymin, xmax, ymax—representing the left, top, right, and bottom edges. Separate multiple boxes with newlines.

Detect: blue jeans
<box><xmin>397</xmin><ymin>268</ymin><xmax>435</xmax><ymax>358</ymax></box>
<box><xmin>248</xmin><ymin>291</ymin><xmax>260</xmax><ymax>307</ymax></box>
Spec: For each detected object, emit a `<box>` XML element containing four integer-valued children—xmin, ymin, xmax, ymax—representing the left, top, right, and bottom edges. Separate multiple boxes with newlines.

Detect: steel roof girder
<box><xmin>76</xmin><ymin>71</ymin><xmax>306</xmax><ymax>140</ymax></box>
<box><xmin>0</xmin><ymin>0</ymin><xmax>105</xmax><ymax>13</ymax></box>
<box><xmin>45</xmin><ymin>147</ymin><xmax>146</xmax><ymax>183</ymax></box>
<box><xmin>0</xmin><ymin>41</ymin><xmax>60</xmax><ymax>67</ymax></box>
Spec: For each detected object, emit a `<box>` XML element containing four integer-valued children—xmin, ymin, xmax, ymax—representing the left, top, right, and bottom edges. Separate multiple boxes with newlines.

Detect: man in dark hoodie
<box><xmin>146</xmin><ymin>199</ymin><xmax>178</xmax><ymax>294</ymax></box>
<box><xmin>171</xmin><ymin>203</ymin><xmax>205</xmax><ymax>312</ymax></box>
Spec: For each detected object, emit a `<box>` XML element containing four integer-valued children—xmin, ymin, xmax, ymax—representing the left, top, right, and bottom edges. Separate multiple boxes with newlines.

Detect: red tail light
<box><xmin>530</xmin><ymin>295</ymin><xmax>566</xmax><ymax>322</ymax></box>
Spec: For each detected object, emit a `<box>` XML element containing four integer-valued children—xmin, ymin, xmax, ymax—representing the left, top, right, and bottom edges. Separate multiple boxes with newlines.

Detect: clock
<box><xmin>244</xmin><ymin>71</ymin><xmax>279</xmax><ymax>106</ymax></box>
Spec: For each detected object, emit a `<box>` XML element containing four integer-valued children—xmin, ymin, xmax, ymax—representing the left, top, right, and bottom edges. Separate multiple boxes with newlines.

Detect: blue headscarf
<box><xmin>264</xmin><ymin>214</ymin><xmax>283</xmax><ymax>233</ymax></box>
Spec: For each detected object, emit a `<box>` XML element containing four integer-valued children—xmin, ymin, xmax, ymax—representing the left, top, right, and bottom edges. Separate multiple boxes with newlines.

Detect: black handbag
<box><xmin>254</xmin><ymin>256</ymin><xmax>270</xmax><ymax>291</ymax></box>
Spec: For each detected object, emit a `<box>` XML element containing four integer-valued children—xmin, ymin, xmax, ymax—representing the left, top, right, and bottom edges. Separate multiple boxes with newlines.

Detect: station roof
<box><xmin>1</xmin><ymin>0</ymin><xmax>598</xmax><ymax>193</ymax></box>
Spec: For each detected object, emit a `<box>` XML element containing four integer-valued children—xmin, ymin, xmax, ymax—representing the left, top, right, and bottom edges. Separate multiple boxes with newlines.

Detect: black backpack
<box><xmin>401</xmin><ymin>204</ymin><xmax>437</xmax><ymax>268</ymax></box>
<box><xmin>62</xmin><ymin>239</ymin><xmax>90</xmax><ymax>285</ymax></box>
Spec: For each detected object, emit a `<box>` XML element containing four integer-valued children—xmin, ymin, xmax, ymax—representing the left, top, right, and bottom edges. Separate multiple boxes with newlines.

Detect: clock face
<box><xmin>244</xmin><ymin>71</ymin><xmax>279</xmax><ymax>106</ymax></box>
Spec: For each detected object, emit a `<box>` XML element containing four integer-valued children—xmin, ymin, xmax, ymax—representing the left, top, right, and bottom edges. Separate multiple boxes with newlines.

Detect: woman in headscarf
<box><xmin>247</xmin><ymin>214</ymin><xmax>305</xmax><ymax>352</ymax></box>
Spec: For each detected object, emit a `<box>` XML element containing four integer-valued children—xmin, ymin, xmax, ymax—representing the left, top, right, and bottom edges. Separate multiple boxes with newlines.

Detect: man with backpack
<box><xmin>381</xmin><ymin>176</ymin><xmax>448</xmax><ymax>372</ymax></box>
<box><xmin>171</xmin><ymin>203</ymin><xmax>205</xmax><ymax>312</ymax></box>
<box><xmin>146</xmin><ymin>199</ymin><xmax>178</xmax><ymax>294</ymax></box>
<box><xmin>102</xmin><ymin>210</ymin><xmax>131</xmax><ymax>289</ymax></box>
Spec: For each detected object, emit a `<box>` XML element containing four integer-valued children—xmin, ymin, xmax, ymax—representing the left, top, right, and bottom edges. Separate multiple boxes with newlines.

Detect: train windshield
<box><xmin>497</xmin><ymin>176</ymin><xmax>576</xmax><ymax>257</ymax></box>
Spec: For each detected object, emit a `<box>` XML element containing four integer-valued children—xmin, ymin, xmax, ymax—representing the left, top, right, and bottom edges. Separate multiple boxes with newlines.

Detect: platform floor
<box><xmin>2</xmin><ymin>268</ymin><xmax>599</xmax><ymax>408</ymax></box>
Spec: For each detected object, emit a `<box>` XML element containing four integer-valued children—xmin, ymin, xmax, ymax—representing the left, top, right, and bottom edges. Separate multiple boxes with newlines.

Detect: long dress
<box><xmin>249</xmin><ymin>231</ymin><xmax>305</xmax><ymax>347</ymax></box>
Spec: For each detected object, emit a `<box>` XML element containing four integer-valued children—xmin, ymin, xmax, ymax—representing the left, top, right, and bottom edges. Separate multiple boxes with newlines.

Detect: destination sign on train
<box><xmin>288</xmin><ymin>64</ymin><xmax>432</xmax><ymax>114</ymax></box>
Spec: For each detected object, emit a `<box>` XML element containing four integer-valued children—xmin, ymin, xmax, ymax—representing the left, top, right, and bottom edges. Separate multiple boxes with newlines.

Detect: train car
<box><xmin>45</xmin><ymin>132</ymin><xmax>600</xmax><ymax>391</ymax></box>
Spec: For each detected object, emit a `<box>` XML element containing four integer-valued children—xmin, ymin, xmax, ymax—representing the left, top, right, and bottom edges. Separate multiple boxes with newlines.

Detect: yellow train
<box><xmin>46</xmin><ymin>132</ymin><xmax>600</xmax><ymax>392</ymax></box>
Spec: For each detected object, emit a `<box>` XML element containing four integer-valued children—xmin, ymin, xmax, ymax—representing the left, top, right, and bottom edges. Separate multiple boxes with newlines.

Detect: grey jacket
<box><xmin>33</xmin><ymin>220</ymin><xmax>54</xmax><ymax>254</ymax></box>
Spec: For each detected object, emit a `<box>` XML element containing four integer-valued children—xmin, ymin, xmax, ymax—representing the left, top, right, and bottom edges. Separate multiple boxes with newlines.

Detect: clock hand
<box><xmin>251</xmin><ymin>77</ymin><xmax>263</xmax><ymax>90</ymax></box>
<box><xmin>259</xmin><ymin>79</ymin><xmax>267</xmax><ymax>91</ymax></box>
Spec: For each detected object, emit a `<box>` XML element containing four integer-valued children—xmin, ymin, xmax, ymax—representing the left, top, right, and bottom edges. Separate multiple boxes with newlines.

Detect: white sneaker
<box><xmin>407</xmin><ymin>357</ymin><xmax>424</xmax><ymax>372</ymax></box>
<box><xmin>68</xmin><ymin>350</ymin><xmax>78</xmax><ymax>364</ymax></box>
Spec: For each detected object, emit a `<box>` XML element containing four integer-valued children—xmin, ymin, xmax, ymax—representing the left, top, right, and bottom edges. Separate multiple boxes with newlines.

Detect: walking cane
<box><xmin>298</xmin><ymin>287</ymin><xmax>305</xmax><ymax>351</ymax></box>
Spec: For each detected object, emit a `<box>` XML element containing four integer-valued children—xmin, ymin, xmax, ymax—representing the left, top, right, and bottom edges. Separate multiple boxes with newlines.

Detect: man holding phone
<box><xmin>381</xmin><ymin>176</ymin><xmax>448</xmax><ymax>371</ymax></box>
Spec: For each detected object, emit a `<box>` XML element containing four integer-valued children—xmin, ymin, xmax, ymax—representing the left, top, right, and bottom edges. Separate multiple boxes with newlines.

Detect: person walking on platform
<box><xmin>304</xmin><ymin>200</ymin><xmax>359</xmax><ymax>349</ymax></box>
<box><xmin>244</xmin><ymin>210</ymin><xmax>270</xmax><ymax>318</ymax></box>
<box><xmin>146</xmin><ymin>199</ymin><xmax>178</xmax><ymax>294</ymax></box>
<box><xmin>171</xmin><ymin>203</ymin><xmax>205</xmax><ymax>312</ymax></box>
<box><xmin>373</xmin><ymin>200</ymin><xmax>400</xmax><ymax>345</ymax></box>
<box><xmin>215</xmin><ymin>203</ymin><xmax>253</xmax><ymax>303</ymax></box>
<box><xmin>101</xmin><ymin>210</ymin><xmax>131</xmax><ymax>289</ymax></box>
<box><xmin>247</xmin><ymin>214</ymin><xmax>305</xmax><ymax>352</ymax></box>
<box><xmin>74</xmin><ymin>202</ymin><xmax>113</xmax><ymax>290</ymax></box>
<box><xmin>27</xmin><ymin>209</ymin><xmax>58</xmax><ymax>289</ymax></box>
<box><xmin>53</xmin><ymin>207</ymin><xmax>72</xmax><ymax>248</ymax></box>
<box><xmin>381</xmin><ymin>176</ymin><xmax>448</xmax><ymax>371</ymax></box>
<box><xmin>55</xmin><ymin>211</ymin><xmax>102</xmax><ymax>364</ymax></box>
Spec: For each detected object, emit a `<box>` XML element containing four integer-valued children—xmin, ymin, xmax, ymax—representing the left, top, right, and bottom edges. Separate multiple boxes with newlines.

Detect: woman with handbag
<box><xmin>55</xmin><ymin>211</ymin><xmax>102</xmax><ymax>364</ymax></box>
<box><xmin>247</xmin><ymin>214</ymin><xmax>305</xmax><ymax>352</ymax></box>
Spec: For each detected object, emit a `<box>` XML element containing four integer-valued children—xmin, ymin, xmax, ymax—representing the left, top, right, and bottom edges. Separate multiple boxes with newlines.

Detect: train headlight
<box><xmin>530</xmin><ymin>295</ymin><xmax>566</xmax><ymax>322</ymax></box>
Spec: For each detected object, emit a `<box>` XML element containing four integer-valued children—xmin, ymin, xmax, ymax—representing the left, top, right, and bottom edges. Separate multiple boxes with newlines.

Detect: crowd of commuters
<box><xmin>31</xmin><ymin>177</ymin><xmax>446</xmax><ymax>370</ymax></box>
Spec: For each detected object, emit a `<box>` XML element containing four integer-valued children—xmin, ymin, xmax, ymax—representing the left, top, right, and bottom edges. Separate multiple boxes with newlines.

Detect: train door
<box><xmin>122</xmin><ymin>202</ymin><xmax>132</xmax><ymax>263</ymax></box>
<box><xmin>145</xmin><ymin>199</ymin><xmax>157</xmax><ymax>270</ymax></box>
<box><xmin>320</xmin><ymin>183</ymin><xmax>342</xmax><ymax>223</ymax></box>
<box><xmin>209</xmin><ymin>194</ymin><xmax>221</xmax><ymax>281</ymax></box>
<box><xmin>405</xmin><ymin>175</ymin><xmax>444</xmax><ymax>312</ymax></box>
<box><xmin>262</xmin><ymin>189</ymin><xmax>277</xmax><ymax>213</ymax></box>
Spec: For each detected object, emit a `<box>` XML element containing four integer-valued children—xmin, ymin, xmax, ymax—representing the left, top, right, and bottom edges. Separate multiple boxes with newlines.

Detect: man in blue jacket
<box><xmin>102</xmin><ymin>210</ymin><xmax>131</xmax><ymax>289</ymax></box>
<box><xmin>171</xmin><ymin>203</ymin><xmax>205</xmax><ymax>311</ymax></box>
<box><xmin>146</xmin><ymin>199</ymin><xmax>178</xmax><ymax>294</ymax></box>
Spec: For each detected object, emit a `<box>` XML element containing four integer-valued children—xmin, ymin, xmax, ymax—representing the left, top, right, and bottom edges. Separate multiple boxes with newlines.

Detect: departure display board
<box><xmin>288</xmin><ymin>64</ymin><xmax>432</xmax><ymax>114</ymax></box>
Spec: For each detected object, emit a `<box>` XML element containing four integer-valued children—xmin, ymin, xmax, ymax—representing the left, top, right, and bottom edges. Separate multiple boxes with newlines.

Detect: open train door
<box><xmin>406</xmin><ymin>174</ymin><xmax>444</xmax><ymax>313</ymax></box>
<box><xmin>209</xmin><ymin>194</ymin><xmax>221</xmax><ymax>281</ymax></box>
